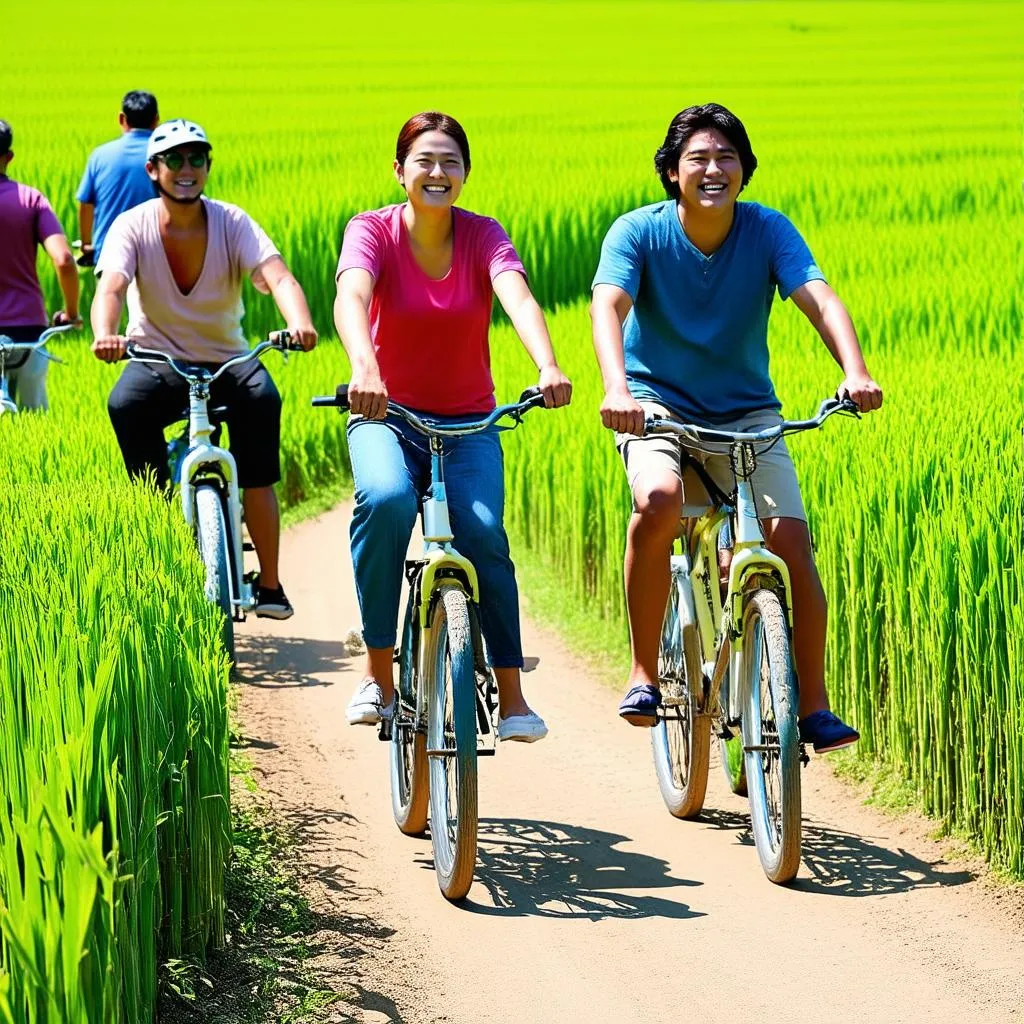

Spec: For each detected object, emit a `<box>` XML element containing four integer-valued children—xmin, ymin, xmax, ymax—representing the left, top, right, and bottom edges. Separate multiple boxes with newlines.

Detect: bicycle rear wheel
<box><xmin>390</xmin><ymin>596</ymin><xmax>428</xmax><ymax>835</ymax></box>
<box><xmin>651</xmin><ymin>570</ymin><xmax>710</xmax><ymax>818</ymax></box>
<box><xmin>426</xmin><ymin>584</ymin><xmax>478</xmax><ymax>900</ymax></box>
<box><xmin>741</xmin><ymin>589</ymin><xmax>801</xmax><ymax>883</ymax></box>
<box><xmin>195</xmin><ymin>485</ymin><xmax>234</xmax><ymax>661</ymax></box>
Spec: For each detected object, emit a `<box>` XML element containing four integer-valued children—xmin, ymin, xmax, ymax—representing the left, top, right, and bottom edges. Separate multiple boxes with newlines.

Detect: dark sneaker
<box><xmin>799</xmin><ymin>710</ymin><xmax>859</xmax><ymax>754</ymax></box>
<box><xmin>618</xmin><ymin>683</ymin><xmax>661</xmax><ymax>727</ymax></box>
<box><xmin>254</xmin><ymin>580</ymin><xmax>294</xmax><ymax>620</ymax></box>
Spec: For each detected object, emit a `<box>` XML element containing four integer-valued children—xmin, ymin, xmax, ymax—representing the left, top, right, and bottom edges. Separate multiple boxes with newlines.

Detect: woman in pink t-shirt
<box><xmin>335</xmin><ymin>111</ymin><xmax>572</xmax><ymax>742</ymax></box>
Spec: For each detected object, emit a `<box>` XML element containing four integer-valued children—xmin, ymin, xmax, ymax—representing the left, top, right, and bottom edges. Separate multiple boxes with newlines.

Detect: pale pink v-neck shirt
<box><xmin>98</xmin><ymin>197</ymin><xmax>279</xmax><ymax>362</ymax></box>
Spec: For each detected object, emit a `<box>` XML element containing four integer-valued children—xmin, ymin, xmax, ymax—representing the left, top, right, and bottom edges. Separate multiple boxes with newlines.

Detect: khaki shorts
<box><xmin>615</xmin><ymin>402</ymin><xmax>806</xmax><ymax>522</ymax></box>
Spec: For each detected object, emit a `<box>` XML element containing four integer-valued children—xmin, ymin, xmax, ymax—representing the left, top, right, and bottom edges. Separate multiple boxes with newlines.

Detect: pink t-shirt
<box><xmin>98</xmin><ymin>198</ymin><xmax>279</xmax><ymax>362</ymax></box>
<box><xmin>0</xmin><ymin>177</ymin><xmax>64</xmax><ymax>326</ymax></box>
<box><xmin>336</xmin><ymin>203</ymin><xmax>526</xmax><ymax>415</ymax></box>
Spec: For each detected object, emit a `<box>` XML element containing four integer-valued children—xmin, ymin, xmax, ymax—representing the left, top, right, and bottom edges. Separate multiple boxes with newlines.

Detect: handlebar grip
<box><xmin>268</xmin><ymin>329</ymin><xmax>305</xmax><ymax>352</ymax></box>
<box><xmin>311</xmin><ymin>384</ymin><xmax>350</xmax><ymax>411</ymax></box>
<box><xmin>516</xmin><ymin>386</ymin><xmax>547</xmax><ymax>409</ymax></box>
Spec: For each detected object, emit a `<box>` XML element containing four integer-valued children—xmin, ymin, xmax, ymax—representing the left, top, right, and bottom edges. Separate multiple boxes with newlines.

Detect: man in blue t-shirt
<box><xmin>591</xmin><ymin>102</ymin><xmax>882</xmax><ymax>753</ymax></box>
<box><xmin>76</xmin><ymin>90</ymin><xmax>159</xmax><ymax>268</ymax></box>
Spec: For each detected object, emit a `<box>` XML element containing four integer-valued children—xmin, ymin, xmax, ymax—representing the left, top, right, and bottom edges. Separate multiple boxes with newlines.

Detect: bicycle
<box><xmin>0</xmin><ymin>325</ymin><xmax>74</xmax><ymax>414</ymax></box>
<box><xmin>312</xmin><ymin>384</ymin><xmax>546</xmax><ymax>900</ymax></box>
<box><xmin>123</xmin><ymin>331</ymin><xmax>304</xmax><ymax>658</ymax></box>
<box><xmin>647</xmin><ymin>396</ymin><xmax>859</xmax><ymax>883</ymax></box>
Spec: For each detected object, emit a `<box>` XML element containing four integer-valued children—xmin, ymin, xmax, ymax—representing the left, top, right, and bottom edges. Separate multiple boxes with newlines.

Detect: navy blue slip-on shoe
<box><xmin>618</xmin><ymin>683</ymin><xmax>661</xmax><ymax>727</ymax></box>
<box><xmin>798</xmin><ymin>710</ymin><xmax>860</xmax><ymax>754</ymax></box>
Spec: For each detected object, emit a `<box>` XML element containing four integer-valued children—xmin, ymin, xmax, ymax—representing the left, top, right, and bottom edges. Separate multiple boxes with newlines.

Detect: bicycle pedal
<box><xmin>242</xmin><ymin>542</ymin><xmax>255</xmax><ymax>552</ymax></box>
<box><xmin>799</xmin><ymin>743</ymin><xmax>810</xmax><ymax>767</ymax></box>
<box><xmin>378</xmin><ymin>719</ymin><xmax>393</xmax><ymax>742</ymax></box>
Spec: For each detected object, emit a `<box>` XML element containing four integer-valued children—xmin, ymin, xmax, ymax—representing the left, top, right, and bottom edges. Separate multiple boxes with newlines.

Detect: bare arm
<box><xmin>90</xmin><ymin>271</ymin><xmax>130</xmax><ymax>361</ymax></box>
<box><xmin>790</xmin><ymin>280</ymin><xmax>882</xmax><ymax>412</ymax></box>
<box><xmin>492</xmin><ymin>270</ymin><xmax>571</xmax><ymax>408</ymax></box>
<box><xmin>42</xmin><ymin>233</ymin><xmax>80</xmax><ymax>323</ymax></box>
<box><xmin>333</xmin><ymin>268</ymin><xmax>387</xmax><ymax>418</ymax></box>
<box><xmin>259</xmin><ymin>255</ymin><xmax>317</xmax><ymax>350</ymax></box>
<box><xmin>78</xmin><ymin>202</ymin><xmax>94</xmax><ymax>253</ymax></box>
<box><xmin>590</xmin><ymin>283</ymin><xmax>645</xmax><ymax>434</ymax></box>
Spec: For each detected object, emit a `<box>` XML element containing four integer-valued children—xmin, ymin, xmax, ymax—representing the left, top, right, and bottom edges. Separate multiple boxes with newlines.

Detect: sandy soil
<box><xmin>234</xmin><ymin>502</ymin><xmax>1024</xmax><ymax>1024</ymax></box>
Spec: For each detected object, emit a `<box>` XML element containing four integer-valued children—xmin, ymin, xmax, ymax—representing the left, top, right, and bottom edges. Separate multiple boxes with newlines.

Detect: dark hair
<box><xmin>0</xmin><ymin>120</ymin><xmax>11</xmax><ymax>155</ymax></box>
<box><xmin>654</xmin><ymin>103</ymin><xmax>757</xmax><ymax>199</ymax></box>
<box><xmin>122</xmin><ymin>90</ymin><xmax>159</xmax><ymax>130</ymax></box>
<box><xmin>395</xmin><ymin>112</ymin><xmax>471</xmax><ymax>174</ymax></box>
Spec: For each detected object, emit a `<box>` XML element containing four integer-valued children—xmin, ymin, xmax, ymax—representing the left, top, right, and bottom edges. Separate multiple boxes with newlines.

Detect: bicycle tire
<box><xmin>426</xmin><ymin>583</ymin><xmax>478</xmax><ymax>901</ymax></box>
<box><xmin>651</xmin><ymin>571</ymin><xmax>710</xmax><ymax>818</ymax></box>
<box><xmin>195</xmin><ymin>485</ymin><xmax>235</xmax><ymax>661</ymax></box>
<box><xmin>741</xmin><ymin>589</ymin><xmax>801</xmax><ymax>883</ymax></box>
<box><xmin>390</xmin><ymin>596</ymin><xmax>428</xmax><ymax>835</ymax></box>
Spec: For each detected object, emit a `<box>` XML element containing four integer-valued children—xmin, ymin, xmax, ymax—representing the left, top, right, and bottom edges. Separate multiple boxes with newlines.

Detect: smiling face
<box><xmin>669</xmin><ymin>128</ymin><xmax>743</xmax><ymax>213</ymax></box>
<box><xmin>148</xmin><ymin>143</ymin><xmax>211</xmax><ymax>203</ymax></box>
<box><xmin>394</xmin><ymin>129</ymin><xmax>466</xmax><ymax>210</ymax></box>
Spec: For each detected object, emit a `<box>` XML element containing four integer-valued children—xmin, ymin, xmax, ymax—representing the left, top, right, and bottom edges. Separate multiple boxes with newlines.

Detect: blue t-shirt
<box><xmin>592</xmin><ymin>200</ymin><xmax>825</xmax><ymax>424</ymax></box>
<box><xmin>76</xmin><ymin>129</ymin><xmax>156</xmax><ymax>259</ymax></box>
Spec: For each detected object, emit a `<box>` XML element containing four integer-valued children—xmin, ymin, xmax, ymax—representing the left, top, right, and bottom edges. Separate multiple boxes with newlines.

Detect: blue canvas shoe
<box><xmin>799</xmin><ymin>710</ymin><xmax>860</xmax><ymax>753</ymax></box>
<box><xmin>618</xmin><ymin>683</ymin><xmax>661</xmax><ymax>727</ymax></box>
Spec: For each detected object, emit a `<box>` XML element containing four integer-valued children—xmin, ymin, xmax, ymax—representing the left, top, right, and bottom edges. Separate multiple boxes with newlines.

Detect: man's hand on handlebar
<box><xmin>600</xmin><ymin>385</ymin><xmax>646</xmax><ymax>436</ymax></box>
<box><xmin>838</xmin><ymin>373</ymin><xmax>883</xmax><ymax>413</ymax></box>
<box><xmin>92</xmin><ymin>335</ymin><xmax>129</xmax><ymax>363</ymax></box>
<box><xmin>538</xmin><ymin>364</ymin><xmax>573</xmax><ymax>409</ymax></box>
<box><xmin>284</xmin><ymin>323</ymin><xmax>318</xmax><ymax>352</ymax></box>
<box><xmin>348</xmin><ymin>368</ymin><xmax>389</xmax><ymax>419</ymax></box>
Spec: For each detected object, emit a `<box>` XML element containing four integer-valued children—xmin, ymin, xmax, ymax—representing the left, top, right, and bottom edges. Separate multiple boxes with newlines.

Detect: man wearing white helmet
<box><xmin>91</xmin><ymin>118</ymin><xmax>318</xmax><ymax>620</ymax></box>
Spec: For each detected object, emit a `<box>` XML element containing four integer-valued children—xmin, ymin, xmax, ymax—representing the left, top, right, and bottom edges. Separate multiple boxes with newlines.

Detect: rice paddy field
<box><xmin>3</xmin><ymin>0</ymin><xmax>1023</xmax><ymax>1017</ymax></box>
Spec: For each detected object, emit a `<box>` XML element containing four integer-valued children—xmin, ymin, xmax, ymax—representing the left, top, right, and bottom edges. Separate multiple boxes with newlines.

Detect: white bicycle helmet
<box><xmin>146</xmin><ymin>119</ymin><xmax>211</xmax><ymax>160</ymax></box>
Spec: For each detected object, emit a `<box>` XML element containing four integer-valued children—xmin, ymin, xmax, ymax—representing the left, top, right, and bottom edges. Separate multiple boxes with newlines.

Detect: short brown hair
<box><xmin>395</xmin><ymin>112</ymin><xmax>471</xmax><ymax>174</ymax></box>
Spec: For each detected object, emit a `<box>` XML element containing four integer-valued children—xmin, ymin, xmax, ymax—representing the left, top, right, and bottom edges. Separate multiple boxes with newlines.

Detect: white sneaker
<box><xmin>346</xmin><ymin>678</ymin><xmax>395</xmax><ymax>726</ymax></box>
<box><xmin>496</xmin><ymin>709</ymin><xmax>548</xmax><ymax>743</ymax></box>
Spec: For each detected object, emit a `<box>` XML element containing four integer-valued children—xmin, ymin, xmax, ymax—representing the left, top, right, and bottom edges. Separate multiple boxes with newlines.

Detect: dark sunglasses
<box><xmin>156</xmin><ymin>151</ymin><xmax>208</xmax><ymax>171</ymax></box>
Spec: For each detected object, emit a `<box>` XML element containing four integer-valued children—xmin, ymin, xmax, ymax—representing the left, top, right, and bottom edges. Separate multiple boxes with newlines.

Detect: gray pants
<box><xmin>6</xmin><ymin>350</ymin><xmax>49</xmax><ymax>411</ymax></box>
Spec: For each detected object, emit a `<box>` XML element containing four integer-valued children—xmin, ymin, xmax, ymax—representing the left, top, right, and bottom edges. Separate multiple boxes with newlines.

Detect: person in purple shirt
<box><xmin>0</xmin><ymin>119</ymin><xmax>80</xmax><ymax>410</ymax></box>
<box><xmin>76</xmin><ymin>91</ymin><xmax>159</xmax><ymax>268</ymax></box>
<box><xmin>591</xmin><ymin>104</ymin><xmax>882</xmax><ymax>753</ymax></box>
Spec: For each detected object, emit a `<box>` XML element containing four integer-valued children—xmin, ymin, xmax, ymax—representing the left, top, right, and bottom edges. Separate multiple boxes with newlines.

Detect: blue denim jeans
<box><xmin>347</xmin><ymin>415</ymin><xmax>524</xmax><ymax>668</ymax></box>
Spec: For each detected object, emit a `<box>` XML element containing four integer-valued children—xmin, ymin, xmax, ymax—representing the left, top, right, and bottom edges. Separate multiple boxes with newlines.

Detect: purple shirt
<box><xmin>0</xmin><ymin>177</ymin><xmax>65</xmax><ymax>326</ymax></box>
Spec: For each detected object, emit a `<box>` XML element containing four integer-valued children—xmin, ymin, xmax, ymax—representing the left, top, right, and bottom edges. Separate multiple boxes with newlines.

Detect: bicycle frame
<box><xmin>651</xmin><ymin>398</ymin><xmax>856</xmax><ymax>727</ymax></box>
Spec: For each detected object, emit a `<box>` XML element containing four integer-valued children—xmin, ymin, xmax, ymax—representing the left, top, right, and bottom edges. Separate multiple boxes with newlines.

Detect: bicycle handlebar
<box><xmin>0</xmin><ymin>323</ymin><xmax>77</xmax><ymax>351</ymax></box>
<box><xmin>311</xmin><ymin>385</ymin><xmax>547</xmax><ymax>437</ymax></box>
<box><xmin>644</xmin><ymin>396</ymin><xmax>860</xmax><ymax>448</ymax></box>
<box><xmin>124</xmin><ymin>330</ymin><xmax>304</xmax><ymax>381</ymax></box>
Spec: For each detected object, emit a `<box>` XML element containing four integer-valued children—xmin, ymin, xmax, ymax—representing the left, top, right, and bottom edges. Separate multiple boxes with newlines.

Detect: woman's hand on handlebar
<box><xmin>349</xmin><ymin>367</ymin><xmax>389</xmax><ymax>419</ymax></box>
<box><xmin>838</xmin><ymin>372</ymin><xmax>883</xmax><ymax>413</ymax></box>
<box><xmin>538</xmin><ymin>363</ymin><xmax>572</xmax><ymax>409</ymax></box>
<box><xmin>92</xmin><ymin>335</ymin><xmax>128</xmax><ymax>363</ymax></box>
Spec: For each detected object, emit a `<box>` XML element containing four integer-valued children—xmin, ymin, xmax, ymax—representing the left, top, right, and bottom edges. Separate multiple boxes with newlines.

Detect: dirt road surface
<box><xmin>235</xmin><ymin>503</ymin><xmax>1024</xmax><ymax>1024</ymax></box>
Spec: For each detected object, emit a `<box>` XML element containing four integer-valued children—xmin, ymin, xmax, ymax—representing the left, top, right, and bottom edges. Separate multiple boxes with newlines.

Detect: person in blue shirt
<box><xmin>591</xmin><ymin>103</ymin><xmax>882</xmax><ymax>753</ymax></box>
<box><xmin>76</xmin><ymin>91</ymin><xmax>159</xmax><ymax>268</ymax></box>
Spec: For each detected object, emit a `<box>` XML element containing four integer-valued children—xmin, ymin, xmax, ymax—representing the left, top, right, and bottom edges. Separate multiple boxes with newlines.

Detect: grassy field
<box><xmin>2</xmin><ymin>0</ymin><xmax>1023</xmax><ymax>1017</ymax></box>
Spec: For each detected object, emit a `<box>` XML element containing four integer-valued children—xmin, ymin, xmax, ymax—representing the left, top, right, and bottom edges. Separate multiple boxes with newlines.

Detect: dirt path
<box><xmin>235</xmin><ymin>503</ymin><xmax>1024</xmax><ymax>1024</ymax></box>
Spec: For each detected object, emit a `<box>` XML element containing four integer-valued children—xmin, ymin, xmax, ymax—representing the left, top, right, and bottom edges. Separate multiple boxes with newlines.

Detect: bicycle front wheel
<box><xmin>390</xmin><ymin>596</ymin><xmax>428</xmax><ymax>836</ymax></box>
<box><xmin>426</xmin><ymin>584</ymin><xmax>478</xmax><ymax>901</ymax></box>
<box><xmin>195</xmin><ymin>485</ymin><xmax>234</xmax><ymax>661</ymax></box>
<box><xmin>651</xmin><ymin>572</ymin><xmax>710</xmax><ymax>818</ymax></box>
<box><xmin>740</xmin><ymin>589</ymin><xmax>801</xmax><ymax>884</ymax></box>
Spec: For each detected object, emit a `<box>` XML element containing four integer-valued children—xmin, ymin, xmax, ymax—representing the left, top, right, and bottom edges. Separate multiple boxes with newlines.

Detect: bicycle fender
<box><xmin>727</xmin><ymin>547</ymin><xmax>793</xmax><ymax>633</ymax></box>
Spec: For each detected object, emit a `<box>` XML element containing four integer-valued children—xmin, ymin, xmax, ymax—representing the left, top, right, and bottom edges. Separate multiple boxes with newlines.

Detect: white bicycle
<box><xmin>123</xmin><ymin>332</ymin><xmax>303</xmax><ymax>657</ymax></box>
<box><xmin>0</xmin><ymin>325</ymin><xmax>74</xmax><ymax>414</ymax></box>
